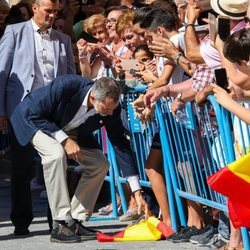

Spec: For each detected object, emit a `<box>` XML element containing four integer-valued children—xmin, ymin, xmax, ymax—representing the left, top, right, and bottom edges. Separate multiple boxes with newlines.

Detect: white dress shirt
<box><xmin>51</xmin><ymin>88</ymin><xmax>97</xmax><ymax>143</ymax></box>
<box><xmin>31</xmin><ymin>19</ymin><xmax>55</xmax><ymax>90</ymax></box>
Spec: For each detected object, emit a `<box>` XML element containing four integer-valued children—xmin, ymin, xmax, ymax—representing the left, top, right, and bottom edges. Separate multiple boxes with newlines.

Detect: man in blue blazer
<box><xmin>0</xmin><ymin>0</ymin><xmax>76</xmax><ymax>235</ymax></box>
<box><xmin>11</xmin><ymin>75</ymin><xmax>148</xmax><ymax>243</ymax></box>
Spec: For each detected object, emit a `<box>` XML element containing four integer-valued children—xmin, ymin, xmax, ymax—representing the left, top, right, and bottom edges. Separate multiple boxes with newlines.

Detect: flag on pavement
<box><xmin>97</xmin><ymin>216</ymin><xmax>174</xmax><ymax>242</ymax></box>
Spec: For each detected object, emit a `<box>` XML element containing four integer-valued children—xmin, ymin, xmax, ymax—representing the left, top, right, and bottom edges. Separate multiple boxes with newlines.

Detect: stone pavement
<box><xmin>0</xmin><ymin>172</ymin><xmax>212</xmax><ymax>250</ymax></box>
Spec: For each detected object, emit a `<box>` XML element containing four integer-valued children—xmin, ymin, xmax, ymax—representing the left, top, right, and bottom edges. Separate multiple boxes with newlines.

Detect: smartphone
<box><xmin>120</xmin><ymin>59</ymin><xmax>139</xmax><ymax>71</ymax></box>
<box><xmin>214</xmin><ymin>68</ymin><xmax>229</xmax><ymax>90</ymax></box>
<box><xmin>217</xmin><ymin>16</ymin><xmax>230</xmax><ymax>41</ymax></box>
<box><xmin>79</xmin><ymin>31</ymin><xmax>99</xmax><ymax>44</ymax></box>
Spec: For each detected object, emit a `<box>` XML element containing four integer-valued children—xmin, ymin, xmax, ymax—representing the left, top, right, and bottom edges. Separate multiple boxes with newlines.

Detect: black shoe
<box><xmin>14</xmin><ymin>227</ymin><xmax>30</xmax><ymax>236</ymax></box>
<box><xmin>166</xmin><ymin>226</ymin><xmax>186</xmax><ymax>241</ymax></box>
<box><xmin>71</xmin><ymin>220</ymin><xmax>97</xmax><ymax>241</ymax></box>
<box><xmin>50</xmin><ymin>224</ymin><xmax>81</xmax><ymax>243</ymax></box>
<box><xmin>172</xmin><ymin>226</ymin><xmax>208</xmax><ymax>243</ymax></box>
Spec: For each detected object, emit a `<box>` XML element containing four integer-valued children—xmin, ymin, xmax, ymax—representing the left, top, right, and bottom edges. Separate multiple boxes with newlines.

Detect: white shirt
<box><xmin>51</xmin><ymin>88</ymin><xmax>97</xmax><ymax>143</ymax></box>
<box><xmin>31</xmin><ymin>19</ymin><xmax>55</xmax><ymax>90</ymax></box>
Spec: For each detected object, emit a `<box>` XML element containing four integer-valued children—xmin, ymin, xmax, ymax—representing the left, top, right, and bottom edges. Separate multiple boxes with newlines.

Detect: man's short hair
<box><xmin>223</xmin><ymin>28</ymin><xmax>250</xmax><ymax>64</ymax></box>
<box><xmin>142</xmin><ymin>8</ymin><xmax>177</xmax><ymax>32</ymax></box>
<box><xmin>92</xmin><ymin>77</ymin><xmax>120</xmax><ymax>102</ymax></box>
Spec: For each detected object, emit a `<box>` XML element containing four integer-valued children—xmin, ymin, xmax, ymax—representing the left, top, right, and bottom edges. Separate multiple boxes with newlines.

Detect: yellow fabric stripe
<box><xmin>228</xmin><ymin>152</ymin><xmax>250</xmax><ymax>183</ymax></box>
<box><xmin>115</xmin><ymin>217</ymin><xmax>162</xmax><ymax>241</ymax></box>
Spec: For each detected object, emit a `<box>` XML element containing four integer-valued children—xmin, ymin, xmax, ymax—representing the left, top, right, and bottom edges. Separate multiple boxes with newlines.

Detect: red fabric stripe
<box><xmin>97</xmin><ymin>230</ymin><xmax>125</xmax><ymax>242</ymax></box>
<box><xmin>228</xmin><ymin>199</ymin><xmax>250</xmax><ymax>228</ymax></box>
<box><xmin>156</xmin><ymin>222</ymin><xmax>174</xmax><ymax>238</ymax></box>
<box><xmin>207</xmin><ymin>167</ymin><xmax>250</xmax><ymax>207</ymax></box>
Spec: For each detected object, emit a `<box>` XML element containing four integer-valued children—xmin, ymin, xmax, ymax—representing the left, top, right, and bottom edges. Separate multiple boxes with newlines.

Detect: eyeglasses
<box><xmin>104</xmin><ymin>18</ymin><xmax>117</xmax><ymax>25</ymax></box>
<box><xmin>244</xmin><ymin>16</ymin><xmax>250</xmax><ymax>24</ymax></box>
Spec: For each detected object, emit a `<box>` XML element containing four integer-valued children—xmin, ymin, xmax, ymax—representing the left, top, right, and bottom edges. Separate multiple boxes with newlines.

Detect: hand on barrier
<box><xmin>143</xmin><ymin>86</ymin><xmax>169</xmax><ymax>108</ymax></box>
<box><xmin>62</xmin><ymin>137</ymin><xmax>83</xmax><ymax>162</ymax></box>
<box><xmin>133</xmin><ymin>94</ymin><xmax>146</xmax><ymax>114</ymax></box>
<box><xmin>170</xmin><ymin>97</ymin><xmax>185</xmax><ymax>116</ymax></box>
<box><xmin>140</xmin><ymin>105</ymin><xmax>155</xmax><ymax>124</ymax></box>
<box><xmin>195</xmin><ymin>85</ymin><xmax>213</xmax><ymax>105</ymax></box>
<box><xmin>134</xmin><ymin>190</ymin><xmax>149</xmax><ymax>218</ymax></box>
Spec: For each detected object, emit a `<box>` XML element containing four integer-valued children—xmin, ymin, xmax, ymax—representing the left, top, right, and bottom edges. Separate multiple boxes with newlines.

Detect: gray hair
<box><xmin>92</xmin><ymin>77</ymin><xmax>121</xmax><ymax>102</ymax></box>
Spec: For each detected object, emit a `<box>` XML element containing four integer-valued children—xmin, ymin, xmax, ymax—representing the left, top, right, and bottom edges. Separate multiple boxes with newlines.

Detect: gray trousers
<box><xmin>31</xmin><ymin>130</ymin><xmax>110</xmax><ymax>221</ymax></box>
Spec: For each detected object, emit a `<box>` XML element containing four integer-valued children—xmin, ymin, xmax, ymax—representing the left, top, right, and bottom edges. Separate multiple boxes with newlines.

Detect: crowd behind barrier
<box><xmin>98</xmin><ymin>91</ymin><xmax>250</xmax><ymax>249</ymax></box>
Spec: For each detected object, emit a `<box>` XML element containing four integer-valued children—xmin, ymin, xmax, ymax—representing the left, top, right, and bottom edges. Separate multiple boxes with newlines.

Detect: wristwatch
<box><xmin>173</xmin><ymin>52</ymin><xmax>183</xmax><ymax>65</ymax></box>
<box><xmin>177</xmin><ymin>93</ymin><xmax>185</xmax><ymax>104</ymax></box>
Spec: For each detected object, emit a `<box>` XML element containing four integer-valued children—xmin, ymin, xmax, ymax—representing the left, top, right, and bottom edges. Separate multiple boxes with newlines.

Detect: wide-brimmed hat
<box><xmin>210</xmin><ymin>0</ymin><xmax>248</xmax><ymax>20</ymax></box>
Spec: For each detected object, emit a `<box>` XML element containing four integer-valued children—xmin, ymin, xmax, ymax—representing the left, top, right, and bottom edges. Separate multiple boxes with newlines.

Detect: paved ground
<box><xmin>0</xmin><ymin>172</ymin><xmax>214</xmax><ymax>250</ymax></box>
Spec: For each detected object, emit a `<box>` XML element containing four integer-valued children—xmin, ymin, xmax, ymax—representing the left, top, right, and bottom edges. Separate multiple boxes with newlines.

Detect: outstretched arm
<box><xmin>212</xmin><ymin>84</ymin><xmax>250</xmax><ymax>125</ymax></box>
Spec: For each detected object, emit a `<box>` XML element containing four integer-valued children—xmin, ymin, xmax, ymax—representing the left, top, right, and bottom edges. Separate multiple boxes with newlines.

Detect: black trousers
<box><xmin>9</xmin><ymin>125</ymin><xmax>34</xmax><ymax>229</ymax></box>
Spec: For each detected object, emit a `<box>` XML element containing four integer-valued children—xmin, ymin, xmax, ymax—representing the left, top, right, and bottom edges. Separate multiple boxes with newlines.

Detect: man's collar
<box><xmin>31</xmin><ymin>19</ymin><xmax>52</xmax><ymax>35</ymax></box>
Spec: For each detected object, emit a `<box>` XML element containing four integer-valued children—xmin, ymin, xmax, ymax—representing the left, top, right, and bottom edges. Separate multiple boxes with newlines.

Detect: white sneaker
<box><xmin>39</xmin><ymin>190</ymin><xmax>47</xmax><ymax>199</ymax></box>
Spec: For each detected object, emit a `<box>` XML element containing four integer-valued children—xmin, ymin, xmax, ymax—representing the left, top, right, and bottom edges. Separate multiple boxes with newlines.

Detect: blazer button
<box><xmin>31</xmin><ymin>74</ymin><xmax>34</xmax><ymax>77</ymax></box>
<box><xmin>99</xmin><ymin>120</ymin><xmax>103</xmax><ymax>124</ymax></box>
<box><xmin>26</xmin><ymin>90</ymin><xmax>30</xmax><ymax>93</ymax></box>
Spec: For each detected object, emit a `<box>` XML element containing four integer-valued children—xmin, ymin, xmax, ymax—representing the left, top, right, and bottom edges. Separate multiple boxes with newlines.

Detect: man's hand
<box><xmin>0</xmin><ymin>116</ymin><xmax>7</xmax><ymax>132</ymax></box>
<box><xmin>140</xmin><ymin>105</ymin><xmax>155</xmax><ymax>124</ymax></box>
<box><xmin>62</xmin><ymin>137</ymin><xmax>83</xmax><ymax>162</ymax></box>
<box><xmin>170</xmin><ymin>98</ymin><xmax>184</xmax><ymax>116</ymax></box>
<box><xmin>133</xmin><ymin>94</ymin><xmax>146</xmax><ymax>115</ymax></box>
<box><xmin>148</xmin><ymin>38</ymin><xmax>178</xmax><ymax>60</ymax></box>
<box><xmin>134</xmin><ymin>190</ymin><xmax>149</xmax><ymax>218</ymax></box>
<box><xmin>143</xmin><ymin>86</ymin><xmax>169</xmax><ymax>108</ymax></box>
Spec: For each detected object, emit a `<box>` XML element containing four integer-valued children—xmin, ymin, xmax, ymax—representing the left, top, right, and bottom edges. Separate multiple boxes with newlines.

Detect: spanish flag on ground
<box><xmin>207</xmin><ymin>152</ymin><xmax>250</xmax><ymax>228</ymax></box>
<box><xmin>97</xmin><ymin>216</ymin><xmax>174</xmax><ymax>242</ymax></box>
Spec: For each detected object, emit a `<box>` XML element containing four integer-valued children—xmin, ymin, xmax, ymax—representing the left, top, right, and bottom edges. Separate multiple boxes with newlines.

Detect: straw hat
<box><xmin>210</xmin><ymin>0</ymin><xmax>248</xmax><ymax>20</ymax></box>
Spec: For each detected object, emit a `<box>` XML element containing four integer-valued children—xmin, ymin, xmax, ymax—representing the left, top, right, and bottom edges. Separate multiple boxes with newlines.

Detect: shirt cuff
<box><xmin>127</xmin><ymin>175</ymin><xmax>141</xmax><ymax>192</ymax></box>
<box><xmin>51</xmin><ymin>130</ymin><xmax>69</xmax><ymax>143</ymax></box>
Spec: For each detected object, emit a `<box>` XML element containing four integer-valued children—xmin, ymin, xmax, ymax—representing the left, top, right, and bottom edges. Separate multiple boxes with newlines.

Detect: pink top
<box><xmin>200</xmin><ymin>20</ymin><xmax>246</xmax><ymax>69</ymax></box>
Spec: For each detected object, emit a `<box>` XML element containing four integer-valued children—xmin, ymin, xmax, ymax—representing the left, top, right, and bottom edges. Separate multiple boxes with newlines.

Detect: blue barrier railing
<box><xmin>99</xmin><ymin>91</ymin><xmax>249</xmax><ymax>249</ymax></box>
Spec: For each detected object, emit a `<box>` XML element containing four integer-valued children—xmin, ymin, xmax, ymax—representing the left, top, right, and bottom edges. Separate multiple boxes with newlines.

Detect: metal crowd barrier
<box><xmin>154</xmin><ymin>95</ymin><xmax>249</xmax><ymax>249</ymax></box>
<box><xmin>102</xmin><ymin>91</ymin><xmax>249</xmax><ymax>248</ymax></box>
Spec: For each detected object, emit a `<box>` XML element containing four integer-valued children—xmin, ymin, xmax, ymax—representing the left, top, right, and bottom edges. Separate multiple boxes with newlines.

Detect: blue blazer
<box><xmin>11</xmin><ymin>75</ymin><xmax>137</xmax><ymax>176</ymax></box>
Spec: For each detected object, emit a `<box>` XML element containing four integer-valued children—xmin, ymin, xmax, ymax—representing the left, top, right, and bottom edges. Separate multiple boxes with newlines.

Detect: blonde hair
<box><xmin>83</xmin><ymin>14</ymin><xmax>106</xmax><ymax>35</ymax></box>
<box><xmin>116</xmin><ymin>10</ymin><xmax>136</xmax><ymax>37</ymax></box>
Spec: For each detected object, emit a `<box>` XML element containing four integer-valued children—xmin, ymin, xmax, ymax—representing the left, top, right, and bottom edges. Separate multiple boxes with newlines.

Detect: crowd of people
<box><xmin>0</xmin><ymin>0</ymin><xmax>250</xmax><ymax>249</ymax></box>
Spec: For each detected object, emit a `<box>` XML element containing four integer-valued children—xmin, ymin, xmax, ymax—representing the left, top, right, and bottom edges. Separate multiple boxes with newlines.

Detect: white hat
<box><xmin>210</xmin><ymin>0</ymin><xmax>248</xmax><ymax>20</ymax></box>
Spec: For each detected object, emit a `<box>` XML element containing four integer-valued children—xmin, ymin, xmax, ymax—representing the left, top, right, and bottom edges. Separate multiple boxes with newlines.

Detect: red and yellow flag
<box><xmin>207</xmin><ymin>152</ymin><xmax>250</xmax><ymax>228</ymax></box>
<box><xmin>97</xmin><ymin>216</ymin><xmax>174</xmax><ymax>242</ymax></box>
